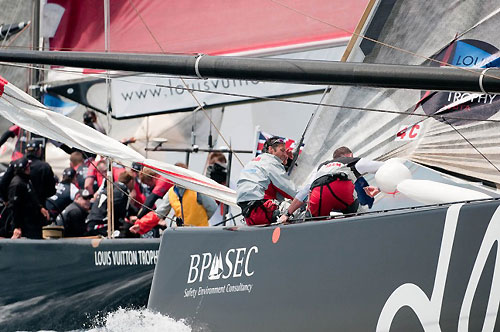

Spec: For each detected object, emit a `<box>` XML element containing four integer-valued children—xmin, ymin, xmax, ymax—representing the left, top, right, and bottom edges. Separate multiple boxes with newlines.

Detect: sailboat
<box><xmin>146</xmin><ymin>1</ymin><xmax>500</xmax><ymax>331</ymax></box>
<box><xmin>0</xmin><ymin>0</ymin><xmax>500</xmax><ymax>331</ymax></box>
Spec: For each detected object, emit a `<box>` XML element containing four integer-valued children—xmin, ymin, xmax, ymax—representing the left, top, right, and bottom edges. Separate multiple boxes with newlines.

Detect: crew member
<box><xmin>56</xmin><ymin>189</ymin><xmax>92</xmax><ymax>237</ymax></box>
<box><xmin>129</xmin><ymin>163</ymin><xmax>218</xmax><ymax>235</ymax></box>
<box><xmin>8</xmin><ymin>157</ymin><xmax>50</xmax><ymax>239</ymax></box>
<box><xmin>25</xmin><ymin>139</ymin><xmax>56</xmax><ymax>210</ymax></box>
<box><xmin>135</xmin><ymin>167</ymin><xmax>173</xmax><ymax>218</ymax></box>
<box><xmin>70</xmin><ymin>151</ymin><xmax>87</xmax><ymax>189</ymax></box>
<box><xmin>279</xmin><ymin>146</ymin><xmax>382</xmax><ymax>222</ymax></box>
<box><xmin>236</xmin><ymin>137</ymin><xmax>296</xmax><ymax>225</ymax></box>
<box><xmin>84</xmin><ymin>157</ymin><xmax>125</xmax><ymax>195</ymax></box>
<box><xmin>46</xmin><ymin>168</ymin><xmax>79</xmax><ymax>222</ymax></box>
<box><xmin>205</xmin><ymin>152</ymin><xmax>229</xmax><ymax>226</ymax></box>
<box><xmin>83</xmin><ymin>110</ymin><xmax>106</xmax><ymax>134</ymax></box>
<box><xmin>86</xmin><ymin>171</ymin><xmax>135</xmax><ymax>237</ymax></box>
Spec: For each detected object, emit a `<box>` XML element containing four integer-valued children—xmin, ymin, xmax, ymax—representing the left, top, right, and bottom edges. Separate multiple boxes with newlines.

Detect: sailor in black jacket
<box><xmin>25</xmin><ymin>140</ymin><xmax>56</xmax><ymax>208</ymax></box>
<box><xmin>46</xmin><ymin>168</ymin><xmax>79</xmax><ymax>222</ymax></box>
<box><xmin>8</xmin><ymin>157</ymin><xmax>50</xmax><ymax>239</ymax></box>
<box><xmin>56</xmin><ymin>189</ymin><xmax>92</xmax><ymax>237</ymax></box>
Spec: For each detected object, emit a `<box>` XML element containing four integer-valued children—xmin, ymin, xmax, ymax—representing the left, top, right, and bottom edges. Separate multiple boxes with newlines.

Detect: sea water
<box><xmin>34</xmin><ymin>308</ymin><xmax>191</xmax><ymax>332</ymax></box>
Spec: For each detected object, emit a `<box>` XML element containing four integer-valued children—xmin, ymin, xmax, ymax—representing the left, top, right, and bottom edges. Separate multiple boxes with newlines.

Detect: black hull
<box><xmin>0</xmin><ymin>238</ymin><xmax>160</xmax><ymax>331</ymax></box>
<box><xmin>149</xmin><ymin>200</ymin><xmax>500</xmax><ymax>331</ymax></box>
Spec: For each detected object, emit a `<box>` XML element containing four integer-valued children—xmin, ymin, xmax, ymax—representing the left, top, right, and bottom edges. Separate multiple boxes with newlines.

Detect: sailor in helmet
<box><xmin>236</xmin><ymin>137</ymin><xmax>297</xmax><ymax>225</ymax></box>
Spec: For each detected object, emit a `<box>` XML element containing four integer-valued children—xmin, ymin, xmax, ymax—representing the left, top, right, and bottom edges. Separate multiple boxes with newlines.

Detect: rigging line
<box><xmin>455</xmin><ymin>7</ymin><xmax>500</xmax><ymax>40</ymax></box>
<box><xmin>145</xmin><ymin>84</ymin><xmax>500</xmax><ymax>124</ymax></box>
<box><xmin>1</xmin><ymin>2</ymin><xmax>22</xmax><ymax>48</ymax></box>
<box><xmin>177</xmin><ymin>74</ymin><xmax>245</xmax><ymax>167</ymax></box>
<box><xmin>126</xmin><ymin>0</ymin><xmax>244</xmax><ymax>167</ymax></box>
<box><xmin>442</xmin><ymin>117</ymin><xmax>500</xmax><ymax>174</ymax></box>
<box><xmin>287</xmin><ymin>86</ymin><xmax>331</xmax><ymax>175</ymax></box>
<box><xmin>4</xmin><ymin>82</ymin><xmax>500</xmax><ymax>126</ymax></box>
<box><xmin>268</xmin><ymin>0</ymin><xmax>500</xmax><ymax>83</ymax></box>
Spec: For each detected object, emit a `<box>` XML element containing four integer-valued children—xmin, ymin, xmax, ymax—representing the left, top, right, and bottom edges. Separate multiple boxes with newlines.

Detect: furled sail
<box><xmin>292</xmin><ymin>1</ymin><xmax>500</xmax><ymax>187</ymax></box>
<box><xmin>0</xmin><ymin>76</ymin><xmax>236</xmax><ymax>206</ymax></box>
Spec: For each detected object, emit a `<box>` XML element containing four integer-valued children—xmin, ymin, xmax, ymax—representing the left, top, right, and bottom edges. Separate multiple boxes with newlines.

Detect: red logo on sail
<box><xmin>396</xmin><ymin>124</ymin><xmax>421</xmax><ymax>141</ymax></box>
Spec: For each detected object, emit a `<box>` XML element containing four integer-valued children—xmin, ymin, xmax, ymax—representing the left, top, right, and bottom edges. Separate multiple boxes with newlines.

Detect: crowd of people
<box><xmin>0</xmin><ymin>110</ymin><xmax>385</xmax><ymax>239</ymax></box>
<box><xmin>0</xmin><ymin>110</ymin><xmax>230</xmax><ymax>240</ymax></box>
<box><xmin>0</xmin><ymin>143</ymin><xmax>229</xmax><ymax>239</ymax></box>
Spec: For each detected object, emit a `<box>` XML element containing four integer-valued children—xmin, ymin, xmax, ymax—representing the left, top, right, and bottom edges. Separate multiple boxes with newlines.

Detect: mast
<box><xmin>26</xmin><ymin>1</ymin><xmax>42</xmax><ymax>153</ymax></box>
<box><xmin>28</xmin><ymin>1</ymin><xmax>41</xmax><ymax>101</ymax></box>
<box><xmin>104</xmin><ymin>0</ymin><xmax>114</xmax><ymax>238</ymax></box>
<box><xmin>1</xmin><ymin>50</ymin><xmax>500</xmax><ymax>93</ymax></box>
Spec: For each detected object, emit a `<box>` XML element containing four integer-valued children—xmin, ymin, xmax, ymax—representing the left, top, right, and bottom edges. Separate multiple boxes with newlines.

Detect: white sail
<box><xmin>0</xmin><ymin>76</ymin><xmax>237</xmax><ymax>206</ymax></box>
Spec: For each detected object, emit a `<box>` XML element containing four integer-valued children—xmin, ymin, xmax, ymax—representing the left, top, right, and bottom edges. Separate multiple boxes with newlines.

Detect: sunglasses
<box><xmin>269</xmin><ymin>137</ymin><xmax>285</xmax><ymax>146</ymax></box>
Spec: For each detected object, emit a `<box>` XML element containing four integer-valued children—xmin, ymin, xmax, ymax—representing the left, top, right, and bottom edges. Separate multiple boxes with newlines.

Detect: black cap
<box><xmin>77</xmin><ymin>189</ymin><xmax>92</xmax><ymax>200</ymax></box>
<box><xmin>62</xmin><ymin>167</ymin><xmax>76</xmax><ymax>178</ymax></box>
<box><xmin>131</xmin><ymin>162</ymin><xmax>142</xmax><ymax>171</ymax></box>
<box><xmin>10</xmin><ymin>157</ymin><xmax>30</xmax><ymax>170</ymax></box>
<box><xmin>26</xmin><ymin>139</ymin><xmax>42</xmax><ymax>151</ymax></box>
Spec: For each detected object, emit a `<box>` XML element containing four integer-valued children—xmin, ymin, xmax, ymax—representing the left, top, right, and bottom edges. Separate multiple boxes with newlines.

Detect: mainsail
<box><xmin>292</xmin><ymin>1</ymin><xmax>500</xmax><ymax>187</ymax></box>
<box><xmin>0</xmin><ymin>76</ymin><xmax>236</xmax><ymax>206</ymax></box>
